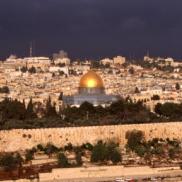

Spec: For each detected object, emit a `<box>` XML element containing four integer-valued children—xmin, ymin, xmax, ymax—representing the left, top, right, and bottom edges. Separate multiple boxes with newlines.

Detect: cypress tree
<box><xmin>45</xmin><ymin>96</ymin><xmax>57</xmax><ymax>117</ymax></box>
<box><xmin>26</xmin><ymin>98</ymin><xmax>36</xmax><ymax>119</ymax></box>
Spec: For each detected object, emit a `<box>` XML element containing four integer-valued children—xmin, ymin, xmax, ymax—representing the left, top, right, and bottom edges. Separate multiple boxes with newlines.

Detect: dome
<box><xmin>79</xmin><ymin>70</ymin><xmax>104</xmax><ymax>88</ymax></box>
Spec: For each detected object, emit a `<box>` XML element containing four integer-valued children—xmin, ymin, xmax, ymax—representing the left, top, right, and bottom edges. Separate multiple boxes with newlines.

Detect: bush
<box><xmin>25</xmin><ymin>150</ymin><xmax>34</xmax><ymax>162</ymax></box>
<box><xmin>91</xmin><ymin>141</ymin><xmax>108</xmax><ymax>162</ymax></box>
<box><xmin>154</xmin><ymin>102</ymin><xmax>182</xmax><ymax>119</ymax></box>
<box><xmin>91</xmin><ymin>140</ymin><xmax>121</xmax><ymax>164</ymax></box>
<box><xmin>135</xmin><ymin>145</ymin><xmax>147</xmax><ymax>157</ymax></box>
<box><xmin>44</xmin><ymin>143</ymin><xmax>59</xmax><ymax>157</ymax></box>
<box><xmin>176</xmin><ymin>83</ymin><xmax>180</xmax><ymax>90</ymax></box>
<box><xmin>28</xmin><ymin>66</ymin><xmax>36</xmax><ymax>74</ymax></box>
<box><xmin>75</xmin><ymin>152</ymin><xmax>83</xmax><ymax>166</ymax></box>
<box><xmin>169</xmin><ymin>148</ymin><xmax>176</xmax><ymax>159</ymax></box>
<box><xmin>14</xmin><ymin>152</ymin><xmax>23</xmax><ymax>166</ymax></box>
<box><xmin>73</xmin><ymin>146</ymin><xmax>82</xmax><ymax>154</ymax></box>
<box><xmin>30</xmin><ymin>147</ymin><xmax>37</xmax><ymax>153</ymax></box>
<box><xmin>37</xmin><ymin>144</ymin><xmax>44</xmax><ymax>151</ymax></box>
<box><xmin>0</xmin><ymin>153</ymin><xmax>23</xmax><ymax>171</ymax></box>
<box><xmin>125</xmin><ymin>129</ymin><xmax>144</xmax><ymax>151</ymax></box>
<box><xmin>151</xmin><ymin>145</ymin><xmax>164</xmax><ymax>155</ymax></box>
<box><xmin>81</xmin><ymin>143</ymin><xmax>93</xmax><ymax>151</ymax></box>
<box><xmin>110</xmin><ymin>149</ymin><xmax>121</xmax><ymax>164</ymax></box>
<box><xmin>64</xmin><ymin>143</ymin><xmax>73</xmax><ymax>151</ymax></box>
<box><xmin>0</xmin><ymin>86</ymin><xmax>10</xmax><ymax>94</ymax></box>
<box><xmin>57</xmin><ymin>152</ymin><xmax>69</xmax><ymax>168</ymax></box>
<box><xmin>151</xmin><ymin>95</ymin><xmax>160</xmax><ymax>100</ymax></box>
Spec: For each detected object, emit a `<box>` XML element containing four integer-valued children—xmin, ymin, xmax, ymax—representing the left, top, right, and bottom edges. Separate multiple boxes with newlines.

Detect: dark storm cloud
<box><xmin>0</xmin><ymin>0</ymin><xmax>182</xmax><ymax>60</ymax></box>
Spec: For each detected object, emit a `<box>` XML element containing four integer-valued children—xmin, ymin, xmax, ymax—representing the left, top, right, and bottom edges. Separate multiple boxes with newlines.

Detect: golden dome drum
<box><xmin>79</xmin><ymin>70</ymin><xmax>104</xmax><ymax>88</ymax></box>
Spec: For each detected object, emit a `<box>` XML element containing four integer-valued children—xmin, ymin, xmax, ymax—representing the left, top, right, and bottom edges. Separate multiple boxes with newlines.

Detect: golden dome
<box><xmin>79</xmin><ymin>70</ymin><xmax>104</xmax><ymax>88</ymax></box>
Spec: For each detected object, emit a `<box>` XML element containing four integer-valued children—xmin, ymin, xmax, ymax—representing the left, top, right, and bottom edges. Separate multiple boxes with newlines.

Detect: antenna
<box><xmin>147</xmin><ymin>49</ymin><xmax>150</xmax><ymax>57</ymax></box>
<box><xmin>30</xmin><ymin>42</ymin><xmax>33</xmax><ymax>57</ymax></box>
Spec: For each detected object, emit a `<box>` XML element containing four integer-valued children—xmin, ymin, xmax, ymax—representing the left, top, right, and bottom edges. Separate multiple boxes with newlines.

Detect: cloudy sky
<box><xmin>0</xmin><ymin>0</ymin><xmax>182</xmax><ymax>60</ymax></box>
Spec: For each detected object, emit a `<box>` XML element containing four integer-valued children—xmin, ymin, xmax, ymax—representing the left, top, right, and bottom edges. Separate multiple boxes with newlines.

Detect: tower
<box><xmin>29</xmin><ymin>42</ymin><xmax>33</xmax><ymax>57</ymax></box>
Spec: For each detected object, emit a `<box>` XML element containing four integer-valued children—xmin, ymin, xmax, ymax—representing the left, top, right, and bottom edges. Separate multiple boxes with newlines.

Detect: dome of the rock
<box><xmin>63</xmin><ymin>70</ymin><xmax>119</xmax><ymax>106</ymax></box>
<box><xmin>79</xmin><ymin>70</ymin><xmax>104</xmax><ymax>88</ymax></box>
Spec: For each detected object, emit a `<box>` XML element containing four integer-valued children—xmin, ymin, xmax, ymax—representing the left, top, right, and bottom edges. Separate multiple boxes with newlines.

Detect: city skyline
<box><xmin>1</xmin><ymin>1</ymin><xmax>182</xmax><ymax>181</ymax></box>
<box><xmin>0</xmin><ymin>0</ymin><xmax>182</xmax><ymax>60</ymax></box>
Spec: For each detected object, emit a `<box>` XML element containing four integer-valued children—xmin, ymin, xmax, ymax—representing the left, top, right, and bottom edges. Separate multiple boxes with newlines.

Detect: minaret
<box><xmin>30</xmin><ymin>42</ymin><xmax>33</xmax><ymax>57</ymax></box>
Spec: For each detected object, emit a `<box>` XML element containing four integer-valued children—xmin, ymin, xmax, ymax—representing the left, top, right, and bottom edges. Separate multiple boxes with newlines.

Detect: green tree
<box><xmin>91</xmin><ymin>141</ymin><xmax>108</xmax><ymax>162</ymax></box>
<box><xmin>14</xmin><ymin>152</ymin><xmax>23</xmax><ymax>177</ymax></box>
<box><xmin>80</xmin><ymin>102</ymin><xmax>95</xmax><ymax>113</ymax></box>
<box><xmin>156</xmin><ymin>102</ymin><xmax>180</xmax><ymax>118</ymax></box>
<box><xmin>110</xmin><ymin>148</ymin><xmax>121</xmax><ymax>164</ymax></box>
<box><xmin>64</xmin><ymin>143</ymin><xmax>73</xmax><ymax>151</ymax></box>
<box><xmin>135</xmin><ymin>145</ymin><xmax>147</xmax><ymax>157</ymax></box>
<box><xmin>20</xmin><ymin>66</ymin><xmax>27</xmax><ymax>73</ymax></box>
<box><xmin>151</xmin><ymin>95</ymin><xmax>160</xmax><ymax>100</ymax></box>
<box><xmin>168</xmin><ymin>148</ymin><xmax>176</xmax><ymax>159</ymax></box>
<box><xmin>26</xmin><ymin>98</ymin><xmax>37</xmax><ymax>119</ymax></box>
<box><xmin>44</xmin><ymin>143</ymin><xmax>59</xmax><ymax>157</ymax></box>
<box><xmin>125</xmin><ymin>129</ymin><xmax>144</xmax><ymax>151</ymax></box>
<box><xmin>59</xmin><ymin>92</ymin><xmax>63</xmax><ymax>100</ymax></box>
<box><xmin>175</xmin><ymin>83</ymin><xmax>180</xmax><ymax>90</ymax></box>
<box><xmin>57</xmin><ymin>152</ymin><xmax>69</xmax><ymax>168</ymax></box>
<box><xmin>75</xmin><ymin>152</ymin><xmax>83</xmax><ymax>166</ymax></box>
<box><xmin>37</xmin><ymin>144</ymin><xmax>44</xmax><ymax>151</ymax></box>
<box><xmin>25</xmin><ymin>150</ymin><xmax>34</xmax><ymax>162</ymax></box>
<box><xmin>134</xmin><ymin>87</ymin><xmax>140</xmax><ymax>94</ymax></box>
<box><xmin>59</xmin><ymin>70</ymin><xmax>65</xmax><ymax>76</ymax></box>
<box><xmin>152</xmin><ymin>145</ymin><xmax>164</xmax><ymax>155</ymax></box>
<box><xmin>109</xmin><ymin>100</ymin><xmax>125</xmax><ymax>114</ymax></box>
<box><xmin>106</xmin><ymin>141</ymin><xmax>121</xmax><ymax>164</ymax></box>
<box><xmin>91</xmin><ymin>61</ymin><xmax>101</xmax><ymax>69</ymax></box>
<box><xmin>28</xmin><ymin>66</ymin><xmax>36</xmax><ymax>74</ymax></box>
<box><xmin>0</xmin><ymin>153</ymin><xmax>22</xmax><ymax>171</ymax></box>
<box><xmin>14</xmin><ymin>153</ymin><xmax>23</xmax><ymax>166</ymax></box>
<box><xmin>45</xmin><ymin>97</ymin><xmax>57</xmax><ymax>117</ymax></box>
<box><xmin>0</xmin><ymin>98</ymin><xmax>26</xmax><ymax>120</ymax></box>
<box><xmin>0</xmin><ymin>86</ymin><xmax>10</xmax><ymax>94</ymax></box>
<box><xmin>81</xmin><ymin>143</ymin><xmax>93</xmax><ymax>151</ymax></box>
<box><xmin>154</xmin><ymin>103</ymin><xmax>162</xmax><ymax>115</ymax></box>
<box><xmin>128</xmin><ymin>67</ymin><xmax>135</xmax><ymax>74</ymax></box>
<box><xmin>91</xmin><ymin>141</ymin><xmax>121</xmax><ymax>164</ymax></box>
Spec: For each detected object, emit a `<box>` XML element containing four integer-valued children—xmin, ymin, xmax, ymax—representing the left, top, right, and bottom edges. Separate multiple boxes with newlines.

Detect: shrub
<box><xmin>37</xmin><ymin>144</ymin><xmax>44</xmax><ymax>151</ymax></box>
<box><xmin>0</xmin><ymin>86</ymin><xmax>10</xmax><ymax>94</ymax></box>
<box><xmin>91</xmin><ymin>140</ymin><xmax>121</xmax><ymax>164</ymax></box>
<box><xmin>151</xmin><ymin>145</ymin><xmax>164</xmax><ymax>155</ymax></box>
<box><xmin>25</xmin><ymin>150</ymin><xmax>34</xmax><ymax>162</ymax></box>
<box><xmin>73</xmin><ymin>146</ymin><xmax>82</xmax><ymax>154</ymax></box>
<box><xmin>91</xmin><ymin>141</ymin><xmax>107</xmax><ymax>162</ymax></box>
<box><xmin>169</xmin><ymin>148</ymin><xmax>176</xmax><ymax>159</ymax></box>
<box><xmin>125</xmin><ymin>129</ymin><xmax>144</xmax><ymax>151</ymax></box>
<box><xmin>0</xmin><ymin>153</ymin><xmax>23</xmax><ymax>171</ymax></box>
<box><xmin>57</xmin><ymin>152</ymin><xmax>69</xmax><ymax>168</ymax></box>
<box><xmin>110</xmin><ymin>149</ymin><xmax>121</xmax><ymax>164</ymax></box>
<box><xmin>135</xmin><ymin>145</ymin><xmax>147</xmax><ymax>157</ymax></box>
<box><xmin>179</xmin><ymin>163</ymin><xmax>182</xmax><ymax>170</ymax></box>
<box><xmin>81</xmin><ymin>143</ymin><xmax>93</xmax><ymax>151</ymax></box>
<box><xmin>30</xmin><ymin>147</ymin><xmax>37</xmax><ymax>153</ymax></box>
<box><xmin>75</xmin><ymin>152</ymin><xmax>83</xmax><ymax>166</ymax></box>
<box><xmin>151</xmin><ymin>95</ymin><xmax>160</xmax><ymax>100</ymax></box>
<box><xmin>44</xmin><ymin>143</ymin><xmax>59</xmax><ymax>157</ymax></box>
<box><xmin>64</xmin><ymin>143</ymin><xmax>73</xmax><ymax>151</ymax></box>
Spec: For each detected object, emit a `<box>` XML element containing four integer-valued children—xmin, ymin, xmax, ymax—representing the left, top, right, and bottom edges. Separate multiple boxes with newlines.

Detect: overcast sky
<box><xmin>0</xmin><ymin>0</ymin><xmax>182</xmax><ymax>60</ymax></box>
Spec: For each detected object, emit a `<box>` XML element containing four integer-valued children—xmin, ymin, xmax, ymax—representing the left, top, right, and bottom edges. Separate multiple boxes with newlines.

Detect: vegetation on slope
<box><xmin>0</xmin><ymin>97</ymin><xmax>181</xmax><ymax>129</ymax></box>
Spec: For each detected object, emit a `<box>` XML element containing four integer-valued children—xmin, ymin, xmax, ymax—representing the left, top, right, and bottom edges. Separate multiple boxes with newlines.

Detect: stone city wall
<box><xmin>0</xmin><ymin>122</ymin><xmax>182</xmax><ymax>152</ymax></box>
